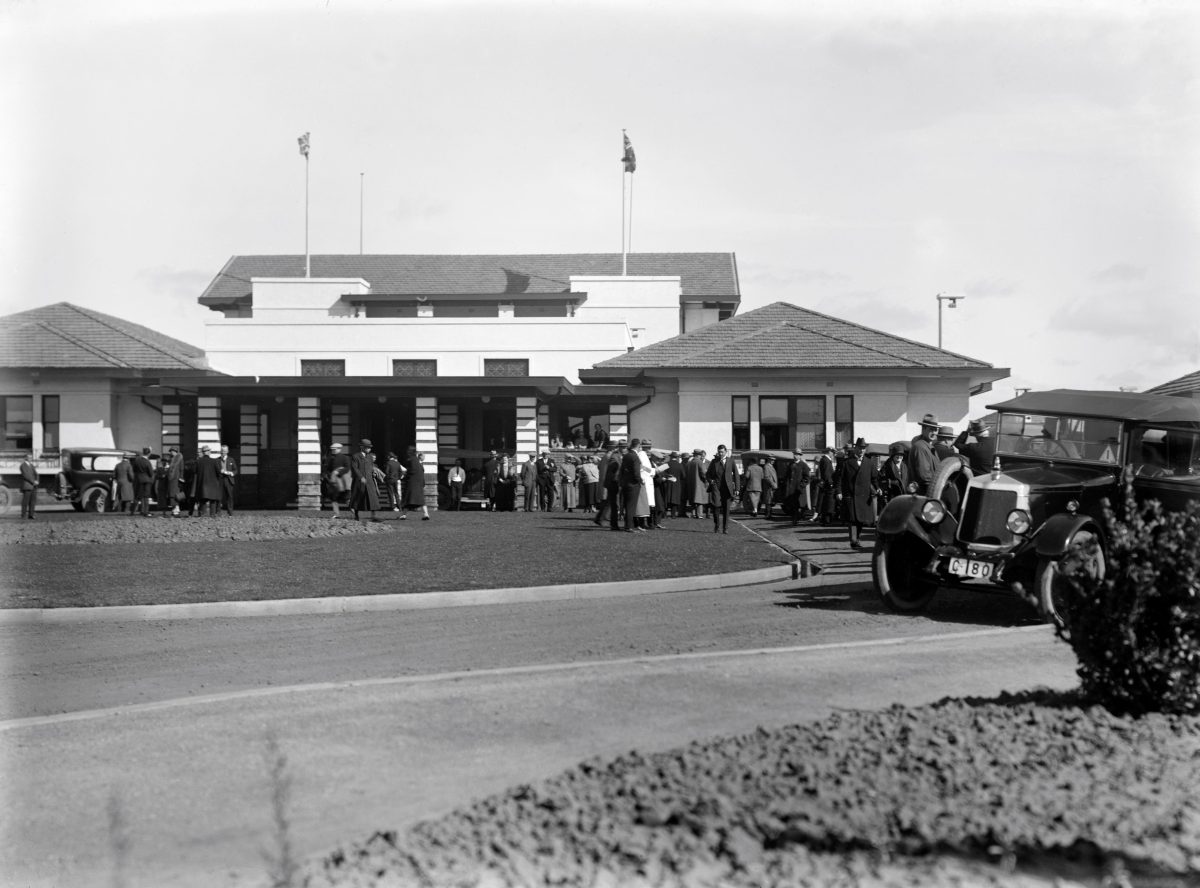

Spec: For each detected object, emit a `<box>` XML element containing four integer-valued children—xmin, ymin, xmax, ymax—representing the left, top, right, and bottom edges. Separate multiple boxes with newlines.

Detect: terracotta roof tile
<box><xmin>1145</xmin><ymin>370</ymin><xmax>1200</xmax><ymax>397</ymax></box>
<box><xmin>0</xmin><ymin>303</ymin><xmax>207</xmax><ymax>370</ymax></box>
<box><xmin>592</xmin><ymin>302</ymin><xmax>993</xmax><ymax>370</ymax></box>
<box><xmin>198</xmin><ymin>253</ymin><xmax>741</xmax><ymax>305</ymax></box>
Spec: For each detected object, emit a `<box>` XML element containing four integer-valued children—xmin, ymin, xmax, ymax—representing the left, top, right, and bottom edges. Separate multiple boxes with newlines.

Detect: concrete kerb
<box><xmin>0</xmin><ymin>562</ymin><xmax>802</xmax><ymax>625</ymax></box>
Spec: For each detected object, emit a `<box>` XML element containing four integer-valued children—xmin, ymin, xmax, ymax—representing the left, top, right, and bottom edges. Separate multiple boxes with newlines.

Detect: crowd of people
<box><xmin>75</xmin><ymin>414</ymin><xmax>993</xmax><ymax>531</ymax></box>
<box><xmin>106</xmin><ymin>443</ymin><xmax>237</xmax><ymax>518</ymax></box>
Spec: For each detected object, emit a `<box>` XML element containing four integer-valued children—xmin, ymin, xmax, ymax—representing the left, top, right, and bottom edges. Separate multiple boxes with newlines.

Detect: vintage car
<box><xmin>872</xmin><ymin>390</ymin><xmax>1200</xmax><ymax>624</ymax></box>
<box><xmin>55</xmin><ymin>447</ymin><xmax>141</xmax><ymax>512</ymax></box>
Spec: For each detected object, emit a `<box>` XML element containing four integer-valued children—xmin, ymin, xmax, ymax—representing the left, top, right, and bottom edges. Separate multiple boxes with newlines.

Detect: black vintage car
<box><xmin>55</xmin><ymin>447</ymin><xmax>141</xmax><ymax>512</ymax></box>
<box><xmin>872</xmin><ymin>390</ymin><xmax>1200</xmax><ymax>624</ymax></box>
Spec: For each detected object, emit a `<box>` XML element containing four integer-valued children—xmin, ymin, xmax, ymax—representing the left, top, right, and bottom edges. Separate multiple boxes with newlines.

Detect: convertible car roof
<box><xmin>988</xmin><ymin>389</ymin><xmax>1200</xmax><ymax>425</ymax></box>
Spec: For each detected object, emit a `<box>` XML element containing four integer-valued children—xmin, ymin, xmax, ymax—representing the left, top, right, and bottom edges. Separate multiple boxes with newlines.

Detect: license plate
<box><xmin>948</xmin><ymin>557</ymin><xmax>993</xmax><ymax>580</ymax></box>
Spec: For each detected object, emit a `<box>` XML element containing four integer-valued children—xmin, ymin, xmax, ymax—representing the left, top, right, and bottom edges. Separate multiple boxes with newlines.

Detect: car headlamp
<box><xmin>1066</xmin><ymin>500</ymin><xmax>1079</xmax><ymax>514</ymax></box>
<box><xmin>1005</xmin><ymin>509</ymin><xmax>1032</xmax><ymax>535</ymax></box>
<box><xmin>920</xmin><ymin>499</ymin><xmax>946</xmax><ymax>525</ymax></box>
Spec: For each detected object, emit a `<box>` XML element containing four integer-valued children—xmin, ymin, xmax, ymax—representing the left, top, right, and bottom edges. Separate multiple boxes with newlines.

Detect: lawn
<box><xmin>0</xmin><ymin>510</ymin><xmax>791</xmax><ymax>608</ymax></box>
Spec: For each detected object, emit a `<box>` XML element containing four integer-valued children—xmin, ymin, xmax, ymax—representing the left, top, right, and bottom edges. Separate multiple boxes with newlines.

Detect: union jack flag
<box><xmin>622</xmin><ymin>131</ymin><xmax>636</xmax><ymax>173</ymax></box>
<box><xmin>298</xmin><ymin>132</ymin><xmax>310</xmax><ymax>157</ymax></box>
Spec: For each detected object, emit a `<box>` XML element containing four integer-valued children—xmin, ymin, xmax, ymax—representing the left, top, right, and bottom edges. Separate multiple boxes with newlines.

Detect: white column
<box><xmin>415</xmin><ymin>396</ymin><xmax>439</xmax><ymax>510</ymax></box>
<box><xmin>515</xmin><ymin>397</ymin><xmax>538</xmax><ymax>459</ymax></box>
<box><xmin>537</xmin><ymin>403</ymin><xmax>550</xmax><ymax>453</ymax></box>
<box><xmin>298</xmin><ymin>397</ymin><xmax>322</xmax><ymax>510</ymax></box>
<box><xmin>197</xmin><ymin>397</ymin><xmax>221</xmax><ymax>452</ymax></box>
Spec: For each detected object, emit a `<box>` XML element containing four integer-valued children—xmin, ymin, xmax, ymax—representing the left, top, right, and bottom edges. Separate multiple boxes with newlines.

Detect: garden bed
<box><xmin>304</xmin><ymin>689</ymin><xmax>1200</xmax><ymax>887</ymax></box>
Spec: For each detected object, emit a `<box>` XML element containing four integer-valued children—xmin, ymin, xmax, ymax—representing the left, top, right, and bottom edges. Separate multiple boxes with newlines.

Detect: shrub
<box><xmin>1058</xmin><ymin>482</ymin><xmax>1200</xmax><ymax>716</ymax></box>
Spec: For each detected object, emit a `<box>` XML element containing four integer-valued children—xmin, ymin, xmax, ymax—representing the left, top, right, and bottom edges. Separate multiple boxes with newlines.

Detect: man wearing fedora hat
<box><xmin>349</xmin><ymin>438</ymin><xmax>381</xmax><ymax>521</ymax></box>
<box><xmin>837</xmin><ymin>437</ymin><xmax>880</xmax><ymax>548</ymax></box>
<box><xmin>783</xmin><ymin>449</ymin><xmax>812</xmax><ymax>525</ymax></box>
<box><xmin>934</xmin><ymin>425</ymin><xmax>958</xmax><ymax>462</ymax></box>
<box><xmin>955</xmin><ymin>419</ymin><xmax>996</xmax><ymax>474</ymax></box>
<box><xmin>192</xmin><ymin>444</ymin><xmax>223</xmax><ymax>517</ymax></box>
<box><xmin>907</xmin><ymin>413</ymin><xmax>942</xmax><ymax>496</ymax></box>
<box><xmin>815</xmin><ymin>445</ymin><xmax>838</xmax><ymax>525</ymax></box>
<box><xmin>880</xmin><ymin>443</ymin><xmax>910</xmax><ymax>506</ymax></box>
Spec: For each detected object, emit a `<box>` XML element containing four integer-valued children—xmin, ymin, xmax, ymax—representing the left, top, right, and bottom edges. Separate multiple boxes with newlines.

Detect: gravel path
<box><xmin>303</xmin><ymin>690</ymin><xmax>1200</xmax><ymax>888</ymax></box>
<box><xmin>0</xmin><ymin>514</ymin><xmax>393</xmax><ymax>545</ymax></box>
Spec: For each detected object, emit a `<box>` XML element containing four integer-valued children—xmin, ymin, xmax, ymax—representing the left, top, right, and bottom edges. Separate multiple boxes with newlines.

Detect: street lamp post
<box><xmin>936</xmin><ymin>293</ymin><xmax>965</xmax><ymax>348</ymax></box>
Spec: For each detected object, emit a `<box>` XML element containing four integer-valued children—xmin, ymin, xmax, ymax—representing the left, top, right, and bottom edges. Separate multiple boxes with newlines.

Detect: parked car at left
<box><xmin>0</xmin><ymin>447</ymin><xmax>141</xmax><ymax>513</ymax></box>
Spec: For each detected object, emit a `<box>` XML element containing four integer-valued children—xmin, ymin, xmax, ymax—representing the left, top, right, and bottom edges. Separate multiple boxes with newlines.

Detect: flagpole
<box><xmin>305</xmin><ymin>151</ymin><xmax>311</xmax><ymax>278</ymax></box>
<box><xmin>359</xmin><ymin>172</ymin><xmax>364</xmax><ymax>255</ymax></box>
<box><xmin>622</xmin><ymin>165</ymin><xmax>627</xmax><ymax>277</ymax></box>
<box><xmin>627</xmin><ymin>173</ymin><xmax>634</xmax><ymax>263</ymax></box>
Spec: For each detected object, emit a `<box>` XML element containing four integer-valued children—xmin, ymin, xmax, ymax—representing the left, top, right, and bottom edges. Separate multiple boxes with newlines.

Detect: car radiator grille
<box><xmin>958</xmin><ymin>490</ymin><xmax>1017</xmax><ymax>546</ymax></box>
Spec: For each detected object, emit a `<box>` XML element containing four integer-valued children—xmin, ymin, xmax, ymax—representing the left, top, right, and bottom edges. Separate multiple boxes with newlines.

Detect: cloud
<box><xmin>812</xmin><ymin>289</ymin><xmax>926</xmax><ymax>333</ymax></box>
<box><xmin>963</xmin><ymin>278</ymin><xmax>1018</xmax><ymax>299</ymax></box>
<box><xmin>1091</xmin><ymin>263</ymin><xmax>1146</xmax><ymax>284</ymax></box>
<box><xmin>136</xmin><ymin>266</ymin><xmax>214</xmax><ymax>300</ymax></box>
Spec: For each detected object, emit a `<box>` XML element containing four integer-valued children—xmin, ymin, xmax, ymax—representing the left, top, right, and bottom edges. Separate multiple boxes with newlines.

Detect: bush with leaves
<box><xmin>1058</xmin><ymin>481</ymin><xmax>1200</xmax><ymax>716</ymax></box>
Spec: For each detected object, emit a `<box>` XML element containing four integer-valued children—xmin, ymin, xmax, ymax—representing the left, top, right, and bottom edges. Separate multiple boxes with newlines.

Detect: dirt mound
<box><xmin>0</xmin><ymin>515</ymin><xmax>393</xmax><ymax>545</ymax></box>
<box><xmin>305</xmin><ymin>690</ymin><xmax>1200</xmax><ymax>887</ymax></box>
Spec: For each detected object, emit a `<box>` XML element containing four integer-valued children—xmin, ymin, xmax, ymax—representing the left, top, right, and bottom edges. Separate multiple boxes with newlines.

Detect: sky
<box><xmin>2</xmin><ymin>0</ymin><xmax>1198</xmax><ymax>415</ymax></box>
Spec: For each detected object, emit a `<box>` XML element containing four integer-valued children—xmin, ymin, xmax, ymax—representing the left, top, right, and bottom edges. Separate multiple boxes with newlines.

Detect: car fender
<box><xmin>876</xmin><ymin>495</ymin><xmax>958</xmax><ymax>549</ymax></box>
<box><xmin>1035</xmin><ymin>513</ymin><xmax>1103</xmax><ymax>560</ymax></box>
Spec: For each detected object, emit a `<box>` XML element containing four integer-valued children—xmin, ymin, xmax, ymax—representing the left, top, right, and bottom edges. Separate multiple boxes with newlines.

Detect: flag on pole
<box><xmin>622</xmin><ymin>131</ymin><xmax>636</xmax><ymax>173</ymax></box>
<box><xmin>298</xmin><ymin>132</ymin><xmax>310</xmax><ymax>157</ymax></box>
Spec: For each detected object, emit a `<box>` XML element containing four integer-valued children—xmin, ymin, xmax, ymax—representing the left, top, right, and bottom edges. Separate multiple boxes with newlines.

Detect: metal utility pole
<box><xmin>936</xmin><ymin>293</ymin><xmax>965</xmax><ymax>348</ymax></box>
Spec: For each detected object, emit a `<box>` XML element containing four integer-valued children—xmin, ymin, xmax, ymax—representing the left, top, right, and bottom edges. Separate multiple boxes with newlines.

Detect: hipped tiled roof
<box><xmin>0</xmin><ymin>303</ymin><xmax>207</xmax><ymax>370</ymax></box>
<box><xmin>1145</xmin><ymin>370</ymin><xmax>1200</xmax><ymax>397</ymax></box>
<box><xmin>592</xmin><ymin>302</ymin><xmax>994</xmax><ymax>370</ymax></box>
<box><xmin>198</xmin><ymin>253</ymin><xmax>740</xmax><ymax>305</ymax></box>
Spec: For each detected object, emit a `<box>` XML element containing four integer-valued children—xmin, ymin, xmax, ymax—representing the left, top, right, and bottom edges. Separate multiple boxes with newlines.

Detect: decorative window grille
<box><xmin>393</xmin><ymin>359</ymin><xmax>438</xmax><ymax>377</ymax></box>
<box><xmin>483</xmin><ymin>358</ymin><xmax>529</xmax><ymax>377</ymax></box>
<box><xmin>300</xmin><ymin>359</ymin><xmax>345</xmax><ymax>377</ymax></box>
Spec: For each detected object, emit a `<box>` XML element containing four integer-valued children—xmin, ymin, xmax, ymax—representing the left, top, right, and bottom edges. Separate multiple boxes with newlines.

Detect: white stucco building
<box><xmin>1</xmin><ymin>252</ymin><xmax>1008</xmax><ymax>509</ymax></box>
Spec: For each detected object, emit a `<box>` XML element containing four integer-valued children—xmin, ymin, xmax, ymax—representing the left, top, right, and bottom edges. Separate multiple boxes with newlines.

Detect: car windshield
<box><xmin>1128</xmin><ymin>425</ymin><xmax>1200</xmax><ymax>480</ymax></box>
<box><xmin>996</xmin><ymin>412</ymin><xmax>1123</xmax><ymax>464</ymax></box>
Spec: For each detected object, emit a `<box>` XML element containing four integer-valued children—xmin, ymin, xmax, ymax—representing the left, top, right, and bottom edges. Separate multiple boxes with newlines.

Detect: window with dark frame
<box><xmin>794</xmin><ymin>395</ymin><xmax>826</xmax><ymax>452</ymax></box>
<box><xmin>300</xmin><ymin>359</ymin><xmax>346</xmax><ymax>377</ymax></box>
<box><xmin>1</xmin><ymin>395</ymin><xmax>33</xmax><ymax>451</ymax></box>
<box><xmin>759</xmin><ymin>396</ymin><xmax>789</xmax><ymax>450</ymax></box>
<box><xmin>41</xmin><ymin>395</ymin><xmax>60</xmax><ymax>453</ymax></box>
<box><xmin>731</xmin><ymin>396</ymin><xmax>750</xmax><ymax>451</ymax></box>
<box><xmin>834</xmin><ymin>395</ymin><xmax>854</xmax><ymax>448</ymax></box>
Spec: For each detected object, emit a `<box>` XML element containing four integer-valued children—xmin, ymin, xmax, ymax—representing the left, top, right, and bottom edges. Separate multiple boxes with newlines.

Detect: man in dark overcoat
<box><xmin>784</xmin><ymin>450</ymin><xmax>812</xmax><ymax>525</ymax></box>
<box><xmin>838</xmin><ymin>437</ymin><xmax>881</xmax><ymax>548</ymax></box>
<box><xmin>131</xmin><ymin>447</ymin><xmax>155</xmax><ymax>517</ymax></box>
<box><xmin>815</xmin><ymin>446</ymin><xmax>837</xmax><ymax>525</ymax></box>
<box><xmin>955</xmin><ymin>419</ymin><xmax>997</xmax><ymax>474</ymax></box>
<box><xmin>520</xmin><ymin>453</ymin><xmax>538</xmax><ymax>512</ymax></box>
<box><xmin>349</xmin><ymin>438</ymin><xmax>381</xmax><ymax>521</ymax></box>
<box><xmin>685</xmin><ymin>449</ymin><xmax>708</xmax><ymax>518</ymax></box>
<box><xmin>594</xmin><ymin>446</ymin><xmax>622</xmax><ymax>529</ymax></box>
<box><xmin>907</xmin><ymin>413</ymin><xmax>942</xmax><ymax>496</ymax></box>
<box><xmin>217</xmin><ymin>444</ymin><xmax>238</xmax><ymax>516</ymax></box>
<box><xmin>482</xmin><ymin>451</ymin><xmax>499</xmax><ymax>510</ymax></box>
<box><xmin>192</xmin><ymin>445</ymin><xmax>223</xmax><ymax>517</ymax></box>
<box><xmin>19</xmin><ymin>452</ymin><xmax>38</xmax><ymax>519</ymax></box>
<box><xmin>618</xmin><ymin>438</ymin><xmax>644</xmax><ymax>532</ymax></box>
<box><xmin>535</xmin><ymin>451</ymin><xmax>558</xmax><ymax>512</ymax></box>
<box><xmin>157</xmin><ymin>446</ymin><xmax>183</xmax><ymax>516</ymax></box>
<box><xmin>705</xmin><ymin>444</ymin><xmax>741</xmax><ymax>534</ymax></box>
<box><xmin>666</xmin><ymin>452</ymin><xmax>686</xmax><ymax>518</ymax></box>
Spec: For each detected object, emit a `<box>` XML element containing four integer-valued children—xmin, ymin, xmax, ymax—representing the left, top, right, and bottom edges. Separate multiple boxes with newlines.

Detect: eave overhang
<box><xmin>135</xmin><ymin>375</ymin><xmax>653</xmax><ymax>400</ymax></box>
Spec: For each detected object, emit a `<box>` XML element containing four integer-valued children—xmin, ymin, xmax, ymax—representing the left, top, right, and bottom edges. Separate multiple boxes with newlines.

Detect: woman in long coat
<box><xmin>405</xmin><ymin>451</ymin><xmax>430</xmax><ymax>519</ymax></box>
<box><xmin>838</xmin><ymin>438</ymin><xmax>881</xmax><ymax>548</ymax></box>
<box><xmin>686</xmin><ymin>451</ymin><xmax>709</xmax><ymax>518</ymax></box>
<box><xmin>559</xmin><ymin>457</ymin><xmax>578</xmax><ymax>512</ymax></box>
<box><xmin>113</xmin><ymin>455</ymin><xmax>135</xmax><ymax>513</ymax></box>
<box><xmin>494</xmin><ymin>455</ymin><xmax>516</xmax><ymax>511</ymax></box>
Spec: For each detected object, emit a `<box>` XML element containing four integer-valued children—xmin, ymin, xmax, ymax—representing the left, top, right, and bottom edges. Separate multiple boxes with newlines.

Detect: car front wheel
<box><xmin>1035</xmin><ymin>530</ymin><xmax>1104</xmax><ymax>634</ymax></box>
<box><xmin>873</xmin><ymin>534</ymin><xmax>938</xmax><ymax>613</ymax></box>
